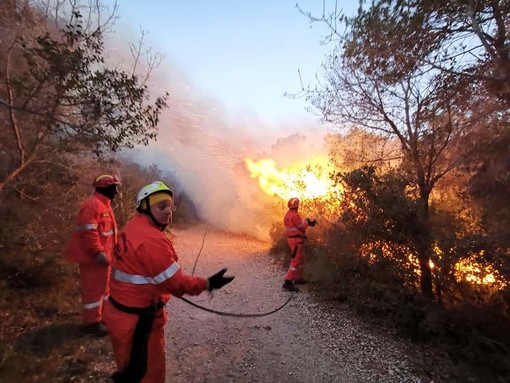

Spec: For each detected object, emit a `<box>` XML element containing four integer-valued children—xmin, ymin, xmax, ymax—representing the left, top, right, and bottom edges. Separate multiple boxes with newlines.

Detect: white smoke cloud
<box><xmin>107</xmin><ymin>31</ymin><xmax>328</xmax><ymax>240</ymax></box>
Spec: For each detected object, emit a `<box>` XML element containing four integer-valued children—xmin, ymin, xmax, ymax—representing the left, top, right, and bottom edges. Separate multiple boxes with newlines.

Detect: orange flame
<box><xmin>360</xmin><ymin>242</ymin><xmax>506</xmax><ymax>288</ymax></box>
<box><xmin>245</xmin><ymin>156</ymin><xmax>339</xmax><ymax>201</ymax></box>
<box><xmin>454</xmin><ymin>252</ymin><xmax>506</xmax><ymax>288</ymax></box>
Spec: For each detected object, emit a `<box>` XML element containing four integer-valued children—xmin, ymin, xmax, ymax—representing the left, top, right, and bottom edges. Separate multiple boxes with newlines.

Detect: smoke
<box><xmin>108</xmin><ymin>33</ymin><xmax>328</xmax><ymax>240</ymax></box>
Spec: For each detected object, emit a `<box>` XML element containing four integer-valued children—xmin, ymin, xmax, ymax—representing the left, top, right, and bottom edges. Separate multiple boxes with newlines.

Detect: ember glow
<box><xmin>360</xmin><ymin>241</ymin><xmax>507</xmax><ymax>288</ymax></box>
<box><xmin>454</xmin><ymin>252</ymin><xmax>506</xmax><ymax>288</ymax></box>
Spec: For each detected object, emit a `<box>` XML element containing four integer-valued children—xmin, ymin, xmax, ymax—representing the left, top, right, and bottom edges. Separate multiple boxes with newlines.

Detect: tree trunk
<box><xmin>416</xmin><ymin>192</ymin><xmax>433</xmax><ymax>299</ymax></box>
<box><xmin>418</xmin><ymin>249</ymin><xmax>433</xmax><ymax>299</ymax></box>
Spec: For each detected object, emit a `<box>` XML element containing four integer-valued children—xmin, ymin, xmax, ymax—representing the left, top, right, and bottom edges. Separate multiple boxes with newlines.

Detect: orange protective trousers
<box><xmin>79</xmin><ymin>263</ymin><xmax>110</xmax><ymax>325</ymax></box>
<box><xmin>103</xmin><ymin>300</ymin><xmax>167</xmax><ymax>383</ymax></box>
<box><xmin>284</xmin><ymin>238</ymin><xmax>304</xmax><ymax>282</ymax></box>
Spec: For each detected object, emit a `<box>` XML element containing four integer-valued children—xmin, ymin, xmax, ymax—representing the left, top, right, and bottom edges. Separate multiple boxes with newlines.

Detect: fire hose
<box><xmin>179</xmin><ymin>295</ymin><xmax>294</xmax><ymax>318</ymax></box>
<box><xmin>178</xmin><ymin>225</ymin><xmax>295</xmax><ymax>317</ymax></box>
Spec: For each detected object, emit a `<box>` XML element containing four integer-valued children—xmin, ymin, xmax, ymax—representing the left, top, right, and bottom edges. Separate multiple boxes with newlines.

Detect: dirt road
<box><xmin>163</xmin><ymin>225</ymin><xmax>450</xmax><ymax>383</ymax></box>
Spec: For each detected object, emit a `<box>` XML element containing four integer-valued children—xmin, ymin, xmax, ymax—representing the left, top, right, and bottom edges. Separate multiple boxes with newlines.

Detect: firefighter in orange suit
<box><xmin>103</xmin><ymin>181</ymin><xmax>235</xmax><ymax>383</ymax></box>
<box><xmin>282</xmin><ymin>197</ymin><xmax>316</xmax><ymax>292</ymax></box>
<box><xmin>65</xmin><ymin>174</ymin><xmax>120</xmax><ymax>336</ymax></box>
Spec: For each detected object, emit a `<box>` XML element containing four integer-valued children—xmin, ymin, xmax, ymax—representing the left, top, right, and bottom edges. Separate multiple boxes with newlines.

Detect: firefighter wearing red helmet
<box><xmin>282</xmin><ymin>197</ymin><xmax>317</xmax><ymax>292</ymax></box>
<box><xmin>102</xmin><ymin>181</ymin><xmax>235</xmax><ymax>383</ymax></box>
<box><xmin>65</xmin><ymin>174</ymin><xmax>121</xmax><ymax>336</ymax></box>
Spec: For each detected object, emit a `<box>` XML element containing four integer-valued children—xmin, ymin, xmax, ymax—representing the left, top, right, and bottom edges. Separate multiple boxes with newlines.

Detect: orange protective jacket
<box><xmin>65</xmin><ymin>192</ymin><xmax>117</xmax><ymax>265</ymax></box>
<box><xmin>284</xmin><ymin>208</ymin><xmax>309</xmax><ymax>282</ymax></box>
<box><xmin>104</xmin><ymin>214</ymin><xmax>207</xmax><ymax>383</ymax></box>
<box><xmin>284</xmin><ymin>209</ymin><xmax>309</xmax><ymax>242</ymax></box>
<box><xmin>109</xmin><ymin>214</ymin><xmax>207</xmax><ymax>309</ymax></box>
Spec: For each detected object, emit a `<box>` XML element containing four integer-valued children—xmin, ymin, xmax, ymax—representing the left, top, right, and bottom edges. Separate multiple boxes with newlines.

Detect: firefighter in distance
<box><xmin>282</xmin><ymin>197</ymin><xmax>317</xmax><ymax>292</ymax></box>
<box><xmin>65</xmin><ymin>174</ymin><xmax>121</xmax><ymax>337</ymax></box>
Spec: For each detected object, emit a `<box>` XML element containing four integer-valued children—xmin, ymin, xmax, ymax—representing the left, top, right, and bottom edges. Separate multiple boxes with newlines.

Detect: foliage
<box><xmin>341</xmin><ymin>0</ymin><xmax>510</xmax><ymax>106</ymax></box>
<box><xmin>301</xmin><ymin>162</ymin><xmax>510</xmax><ymax>381</ymax></box>
<box><xmin>0</xmin><ymin>2</ymin><xmax>197</xmax><ymax>382</ymax></box>
<box><xmin>325</xmin><ymin>130</ymin><xmax>400</xmax><ymax>172</ymax></box>
<box><xmin>302</xmin><ymin>0</ymin><xmax>510</xmax><ymax>300</ymax></box>
<box><xmin>332</xmin><ymin>167</ymin><xmax>424</xmax><ymax>281</ymax></box>
<box><xmin>0</xmin><ymin>2</ymin><xmax>168</xmax><ymax>192</ymax></box>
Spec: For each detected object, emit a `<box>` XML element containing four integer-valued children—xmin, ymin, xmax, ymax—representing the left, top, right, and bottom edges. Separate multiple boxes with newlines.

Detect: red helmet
<box><xmin>288</xmin><ymin>197</ymin><xmax>300</xmax><ymax>209</ymax></box>
<box><xmin>92</xmin><ymin>174</ymin><xmax>121</xmax><ymax>188</ymax></box>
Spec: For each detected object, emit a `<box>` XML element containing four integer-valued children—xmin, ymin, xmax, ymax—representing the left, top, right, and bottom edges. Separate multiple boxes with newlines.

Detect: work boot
<box><xmin>82</xmin><ymin>322</ymin><xmax>108</xmax><ymax>337</ymax></box>
<box><xmin>282</xmin><ymin>280</ymin><xmax>299</xmax><ymax>292</ymax></box>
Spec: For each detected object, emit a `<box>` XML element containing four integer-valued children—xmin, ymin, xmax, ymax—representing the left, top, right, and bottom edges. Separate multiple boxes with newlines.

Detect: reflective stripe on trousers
<box><xmin>83</xmin><ymin>296</ymin><xmax>108</xmax><ymax>310</ymax></box>
<box><xmin>79</xmin><ymin>264</ymin><xmax>110</xmax><ymax>325</ymax></box>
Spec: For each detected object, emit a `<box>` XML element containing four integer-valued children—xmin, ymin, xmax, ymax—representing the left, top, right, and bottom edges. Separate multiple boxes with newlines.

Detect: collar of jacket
<box><xmin>93</xmin><ymin>191</ymin><xmax>112</xmax><ymax>206</ymax></box>
<box><xmin>139</xmin><ymin>212</ymin><xmax>168</xmax><ymax>232</ymax></box>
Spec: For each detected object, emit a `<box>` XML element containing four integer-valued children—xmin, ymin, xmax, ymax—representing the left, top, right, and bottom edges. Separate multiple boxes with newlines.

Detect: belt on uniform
<box><xmin>288</xmin><ymin>235</ymin><xmax>306</xmax><ymax>239</ymax></box>
<box><xmin>109</xmin><ymin>296</ymin><xmax>165</xmax><ymax>315</ymax></box>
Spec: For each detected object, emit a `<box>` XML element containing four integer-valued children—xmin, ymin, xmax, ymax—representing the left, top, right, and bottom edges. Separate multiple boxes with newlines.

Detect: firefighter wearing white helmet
<box><xmin>103</xmin><ymin>181</ymin><xmax>235</xmax><ymax>382</ymax></box>
<box><xmin>135</xmin><ymin>181</ymin><xmax>175</xmax><ymax>229</ymax></box>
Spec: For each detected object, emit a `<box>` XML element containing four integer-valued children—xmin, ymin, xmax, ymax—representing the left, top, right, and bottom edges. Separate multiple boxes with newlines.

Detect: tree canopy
<box><xmin>0</xmin><ymin>0</ymin><xmax>168</xmax><ymax>192</ymax></box>
<box><xmin>301</xmin><ymin>0</ymin><xmax>510</xmax><ymax>298</ymax></box>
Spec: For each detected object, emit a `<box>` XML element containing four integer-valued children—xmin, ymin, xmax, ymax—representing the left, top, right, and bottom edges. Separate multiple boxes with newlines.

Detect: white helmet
<box><xmin>136</xmin><ymin>181</ymin><xmax>173</xmax><ymax>211</ymax></box>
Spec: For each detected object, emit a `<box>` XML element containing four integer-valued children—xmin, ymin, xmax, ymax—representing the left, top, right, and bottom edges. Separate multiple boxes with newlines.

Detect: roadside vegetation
<box><xmin>270</xmin><ymin>1</ymin><xmax>510</xmax><ymax>381</ymax></box>
<box><xmin>0</xmin><ymin>1</ymin><xmax>189</xmax><ymax>381</ymax></box>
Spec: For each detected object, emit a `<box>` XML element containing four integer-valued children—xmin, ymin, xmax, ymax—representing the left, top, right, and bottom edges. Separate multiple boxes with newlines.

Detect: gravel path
<box><xmin>164</xmin><ymin>225</ymin><xmax>452</xmax><ymax>383</ymax></box>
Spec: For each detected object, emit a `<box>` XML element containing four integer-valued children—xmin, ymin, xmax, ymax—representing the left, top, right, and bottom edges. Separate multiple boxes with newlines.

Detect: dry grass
<box><xmin>0</xmin><ymin>267</ymin><xmax>115</xmax><ymax>382</ymax></box>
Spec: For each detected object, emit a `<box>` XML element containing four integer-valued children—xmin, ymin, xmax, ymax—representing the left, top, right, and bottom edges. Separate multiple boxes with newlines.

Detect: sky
<box><xmin>106</xmin><ymin>0</ymin><xmax>356</xmax><ymax>124</ymax></box>
<box><xmin>100</xmin><ymin>0</ymin><xmax>357</xmax><ymax>237</ymax></box>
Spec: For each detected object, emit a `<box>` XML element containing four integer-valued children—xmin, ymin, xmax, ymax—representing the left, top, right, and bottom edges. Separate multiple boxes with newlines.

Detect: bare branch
<box><xmin>130</xmin><ymin>27</ymin><xmax>164</xmax><ymax>84</ymax></box>
<box><xmin>39</xmin><ymin>0</ymin><xmax>118</xmax><ymax>34</ymax></box>
<box><xmin>5</xmin><ymin>41</ymin><xmax>26</xmax><ymax>164</ymax></box>
<box><xmin>468</xmin><ymin>0</ymin><xmax>497</xmax><ymax>58</ymax></box>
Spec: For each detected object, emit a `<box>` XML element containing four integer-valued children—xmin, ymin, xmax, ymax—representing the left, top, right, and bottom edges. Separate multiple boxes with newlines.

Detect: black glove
<box><xmin>95</xmin><ymin>252</ymin><xmax>110</xmax><ymax>267</ymax></box>
<box><xmin>306</xmin><ymin>218</ymin><xmax>317</xmax><ymax>227</ymax></box>
<box><xmin>207</xmin><ymin>268</ymin><xmax>235</xmax><ymax>291</ymax></box>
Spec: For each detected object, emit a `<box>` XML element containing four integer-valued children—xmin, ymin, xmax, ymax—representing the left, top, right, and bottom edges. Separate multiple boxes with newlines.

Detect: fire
<box><xmin>454</xmin><ymin>252</ymin><xmax>506</xmax><ymax>288</ymax></box>
<box><xmin>246</xmin><ymin>156</ymin><xmax>507</xmax><ymax>291</ymax></box>
<box><xmin>360</xmin><ymin>241</ymin><xmax>507</xmax><ymax>288</ymax></box>
<box><xmin>245</xmin><ymin>156</ymin><xmax>339</xmax><ymax>201</ymax></box>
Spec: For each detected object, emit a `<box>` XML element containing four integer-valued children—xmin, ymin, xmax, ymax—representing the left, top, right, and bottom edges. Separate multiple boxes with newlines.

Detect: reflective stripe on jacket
<box><xmin>109</xmin><ymin>214</ymin><xmax>207</xmax><ymax>309</ymax></box>
<box><xmin>284</xmin><ymin>209</ymin><xmax>309</xmax><ymax>240</ymax></box>
<box><xmin>65</xmin><ymin>192</ymin><xmax>117</xmax><ymax>265</ymax></box>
